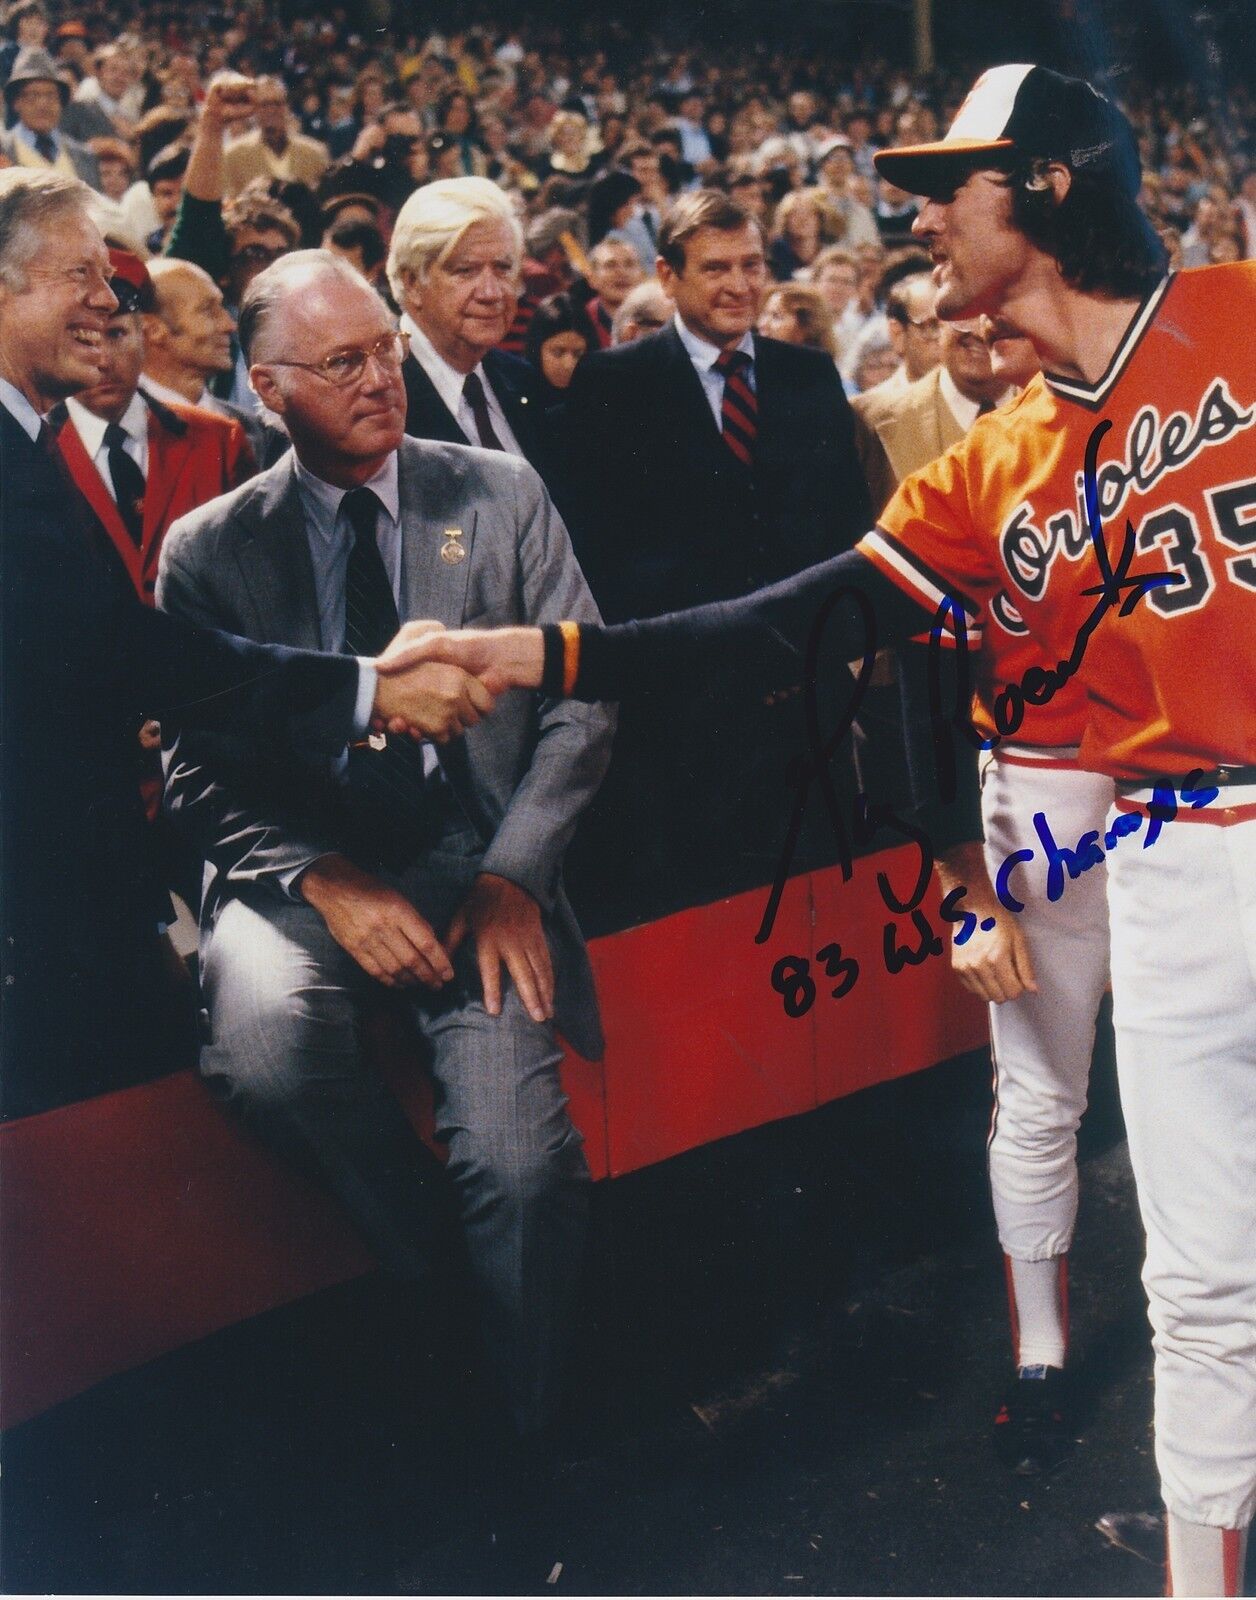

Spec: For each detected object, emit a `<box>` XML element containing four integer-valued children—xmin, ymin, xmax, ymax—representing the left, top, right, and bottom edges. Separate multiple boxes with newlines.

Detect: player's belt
<box><xmin>1114</xmin><ymin>766</ymin><xmax>1256</xmax><ymax>827</ymax></box>
<box><xmin>1116</xmin><ymin>764</ymin><xmax>1256</xmax><ymax>794</ymax></box>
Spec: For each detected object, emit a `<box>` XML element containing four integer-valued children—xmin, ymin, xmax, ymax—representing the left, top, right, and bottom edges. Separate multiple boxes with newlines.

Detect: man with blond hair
<box><xmin>386</xmin><ymin>175</ymin><xmax>550</xmax><ymax>474</ymax></box>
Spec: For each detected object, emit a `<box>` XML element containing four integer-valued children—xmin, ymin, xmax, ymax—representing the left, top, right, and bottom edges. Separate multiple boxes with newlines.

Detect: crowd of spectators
<box><xmin>2</xmin><ymin>0</ymin><xmax>1253</xmax><ymax>934</ymax></box>
<box><xmin>2</xmin><ymin>1</ymin><xmax>1252</xmax><ymax>402</ymax></box>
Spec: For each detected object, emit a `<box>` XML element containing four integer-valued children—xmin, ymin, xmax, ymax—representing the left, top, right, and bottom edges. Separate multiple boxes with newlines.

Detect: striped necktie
<box><xmin>715</xmin><ymin>348</ymin><xmax>757</xmax><ymax>466</ymax></box>
<box><xmin>341</xmin><ymin>487</ymin><xmax>398</xmax><ymax>654</ymax></box>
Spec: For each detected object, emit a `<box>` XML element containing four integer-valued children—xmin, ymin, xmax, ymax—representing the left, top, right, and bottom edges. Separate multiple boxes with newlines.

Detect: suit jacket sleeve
<box><xmin>475</xmin><ymin>462</ymin><xmax>616</xmax><ymax>911</ymax></box>
<box><xmin>157</xmin><ymin>516</ymin><xmax>351</xmax><ymax>898</ymax></box>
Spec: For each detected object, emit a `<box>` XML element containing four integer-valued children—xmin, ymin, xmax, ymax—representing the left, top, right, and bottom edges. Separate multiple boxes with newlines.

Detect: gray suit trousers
<box><xmin>198</xmin><ymin>825</ymin><xmax>590</xmax><ymax>1436</ymax></box>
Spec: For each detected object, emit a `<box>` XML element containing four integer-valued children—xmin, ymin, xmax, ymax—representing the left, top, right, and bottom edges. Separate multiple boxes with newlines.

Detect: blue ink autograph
<box><xmin>769</xmin><ymin>775</ymin><xmax>1219</xmax><ymax>1020</ymax></box>
<box><xmin>761</xmin><ymin>417</ymin><xmax>1192</xmax><ymax>1018</ymax></box>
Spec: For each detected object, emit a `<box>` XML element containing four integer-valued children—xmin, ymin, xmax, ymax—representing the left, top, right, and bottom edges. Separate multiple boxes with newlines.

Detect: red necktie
<box><xmin>715</xmin><ymin>348</ymin><xmax>757</xmax><ymax>466</ymax></box>
<box><xmin>462</xmin><ymin>371</ymin><xmax>505</xmax><ymax>450</ymax></box>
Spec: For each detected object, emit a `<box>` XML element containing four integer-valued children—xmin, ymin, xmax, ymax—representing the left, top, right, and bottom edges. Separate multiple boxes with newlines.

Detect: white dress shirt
<box><xmin>673</xmin><ymin>312</ymin><xmax>756</xmax><ymax>434</ymax></box>
<box><xmin>65</xmin><ymin>391</ymin><xmax>149</xmax><ymax>498</ymax></box>
<box><xmin>938</xmin><ymin>366</ymin><xmax>1013</xmax><ymax>431</ymax></box>
<box><xmin>400</xmin><ymin>314</ymin><xmax>524</xmax><ymax>456</ymax></box>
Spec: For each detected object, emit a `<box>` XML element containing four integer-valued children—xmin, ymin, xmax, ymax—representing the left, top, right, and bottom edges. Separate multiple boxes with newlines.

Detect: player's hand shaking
<box><xmin>381</xmin><ymin>620</ymin><xmax>544</xmax><ymax>688</ymax></box>
<box><xmin>371</xmin><ymin>623</ymin><xmax>498</xmax><ymax>743</ymax></box>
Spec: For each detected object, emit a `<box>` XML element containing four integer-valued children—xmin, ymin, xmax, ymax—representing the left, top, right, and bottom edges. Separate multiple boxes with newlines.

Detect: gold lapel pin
<box><xmin>440</xmin><ymin>527</ymin><xmax>467</xmax><ymax>565</ymax></box>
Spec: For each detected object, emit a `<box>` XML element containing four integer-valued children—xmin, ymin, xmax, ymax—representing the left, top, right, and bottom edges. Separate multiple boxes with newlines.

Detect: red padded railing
<box><xmin>0</xmin><ymin>851</ymin><xmax>986</xmax><ymax>1428</ymax></box>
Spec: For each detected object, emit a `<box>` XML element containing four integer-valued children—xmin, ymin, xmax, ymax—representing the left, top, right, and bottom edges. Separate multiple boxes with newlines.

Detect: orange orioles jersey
<box><xmin>858</xmin><ymin>261</ymin><xmax>1256</xmax><ymax>781</ymax></box>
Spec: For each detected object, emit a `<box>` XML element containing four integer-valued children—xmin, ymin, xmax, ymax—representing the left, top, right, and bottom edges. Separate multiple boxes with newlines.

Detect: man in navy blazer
<box><xmin>386</xmin><ymin>175</ymin><xmax>551</xmax><ymax>477</ymax></box>
<box><xmin>559</xmin><ymin>190</ymin><xmax>872</xmax><ymax>923</ymax></box>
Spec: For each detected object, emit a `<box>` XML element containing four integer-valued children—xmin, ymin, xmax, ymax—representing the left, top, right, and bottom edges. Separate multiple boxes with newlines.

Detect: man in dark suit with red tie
<box><xmin>384</xmin><ymin>176</ymin><xmax>551</xmax><ymax>480</ymax></box>
<box><xmin>559</xmin><ymin>189</ymin><xmax>872</xmax><ymax>923</ymax></box>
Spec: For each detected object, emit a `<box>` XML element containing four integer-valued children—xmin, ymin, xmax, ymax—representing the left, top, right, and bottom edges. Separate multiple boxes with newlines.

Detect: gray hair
<box><xmin>0</xmin><ymin>168</ymin><xmax>91</xmax><ymax>291</ymax></box>
<box><xmin>525</xmin><ymin>205</ymin><xmax>582</xmax><ymax>260</ymax></box>
<box><xmin>611</xmin><ymin>279</ymin><xmax>672</xmax><ymax>344</ymax></box>
<box><xmin>386</xmin><ymin>176</ymin><xmax>523</xmax><ymax>304</ymax></box>
<box><xmin>238</xmin><ymin>248</ymin><xmax>381</xmax><ymax>363</ymax></box>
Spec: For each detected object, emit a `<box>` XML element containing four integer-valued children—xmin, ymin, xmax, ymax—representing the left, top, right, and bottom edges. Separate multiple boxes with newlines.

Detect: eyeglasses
<box><xmin>262</xmin><ymin>329</ymin><xmax>410</xmax><ymax>387</ymax></box>
<box><xmin>230</xmin><ymin>243</ymin><xmax>287</xmax><ymax>268</ymax></box>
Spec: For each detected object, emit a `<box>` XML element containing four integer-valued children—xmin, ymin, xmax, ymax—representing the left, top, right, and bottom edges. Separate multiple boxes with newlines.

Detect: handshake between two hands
<box><xmin>368</xmin><ymin>621</ymin><xmax>546</xmax><ymax>743</ymax></box>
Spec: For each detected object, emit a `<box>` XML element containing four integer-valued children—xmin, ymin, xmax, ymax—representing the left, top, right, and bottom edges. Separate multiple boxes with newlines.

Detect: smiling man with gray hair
<box><xmin>385</xmin><ymin>175</ymin><xmax>551</xmax><ymax>473</ymax></box>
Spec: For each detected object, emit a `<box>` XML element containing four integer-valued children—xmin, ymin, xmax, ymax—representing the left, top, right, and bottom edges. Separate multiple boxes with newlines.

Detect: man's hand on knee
<box><xmin>298</xmin><ymin>854</ymin><xmax>454</xmax><ymax>989</ymax></box>
<box><xmin>446</xmin><ymin>873</ymin><xmax>554</xmax><ymax>1024</ymax></box>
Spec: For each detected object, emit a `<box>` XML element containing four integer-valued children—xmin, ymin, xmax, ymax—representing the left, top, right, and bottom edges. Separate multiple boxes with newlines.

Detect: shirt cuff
<box><xmin>353</xmin><ymin>659</ymin><xmax>376</xmax><ymax>738</ymax></box>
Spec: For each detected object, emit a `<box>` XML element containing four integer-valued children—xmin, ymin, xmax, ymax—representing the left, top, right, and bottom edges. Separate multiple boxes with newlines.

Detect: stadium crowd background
<box><xmin>2</xmin><ymin>0</ymin><xmax>1252</xmax><ymax>381</ymax></box>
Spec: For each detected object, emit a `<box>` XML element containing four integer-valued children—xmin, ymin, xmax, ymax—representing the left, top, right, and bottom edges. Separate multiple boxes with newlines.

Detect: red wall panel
<box><xmin>0</xmin><ymin>853</ymin><xmax>983</xmax><ymax>1429</ymax></box>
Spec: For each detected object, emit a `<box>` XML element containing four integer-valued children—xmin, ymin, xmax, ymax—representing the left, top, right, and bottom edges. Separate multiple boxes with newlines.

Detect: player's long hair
<box><xmin>1005</xmin><ymin>163</ymin><xmax>1167</xmax><ymax>298</ymax></box>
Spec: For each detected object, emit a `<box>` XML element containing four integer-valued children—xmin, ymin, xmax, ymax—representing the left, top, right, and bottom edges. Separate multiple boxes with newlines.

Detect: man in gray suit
<box><xmin>156</xmin><ymin>251</ymin><xmax>614</xmax><ymax>1443</ymax></box>
<box><xmin>1</xmin><ymin>48</ymin><xmax>99</xmax><ymax>188</ymax></box>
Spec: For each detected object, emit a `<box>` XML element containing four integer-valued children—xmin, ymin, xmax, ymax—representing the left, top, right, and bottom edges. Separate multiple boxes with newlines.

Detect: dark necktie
<box><xmin>34</xmin><ymin>131</ymin><xmax>57</xmax><ymax>164</ymax></box>
<box><xmin>715</xmin><ymin>348</ymin><xmax>757</xmax><ymax>467</ymax></box>
<box><xmin>341</xmin><ymin>486</ymin><xmax>398</xmax><ymax>655</ymax></box>
<box><xmin>104</xmin><ymin>421</ymin><xmax>145</xmax><ymax>547</ymax></box>
<box><xmin>462</xmin><ymin>370</ymin><xmax>504</xmax><ymax>451</ymax></box>
<box><xmin>976</xmin><ymin>397</ymin><xmax>996</xmax><ymax>417</ymax></box>
<box><xmin>339</xmin><ymin>487</ymin><xmax>432</xmax><ymax>866</ymax></box>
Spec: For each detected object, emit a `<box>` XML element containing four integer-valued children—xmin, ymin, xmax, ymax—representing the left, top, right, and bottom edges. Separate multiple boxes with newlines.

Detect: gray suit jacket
<box><xmin>157</xmin><ymin>437</ymin><xmax>614</xmax><ymax>1058</ymax></box>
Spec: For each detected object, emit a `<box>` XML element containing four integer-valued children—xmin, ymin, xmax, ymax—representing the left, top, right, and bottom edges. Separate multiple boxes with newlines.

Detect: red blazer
<box><xmin>58</xmin><ymin>390</ymin><xmax>255</xmax><ymax>604</ymax></box>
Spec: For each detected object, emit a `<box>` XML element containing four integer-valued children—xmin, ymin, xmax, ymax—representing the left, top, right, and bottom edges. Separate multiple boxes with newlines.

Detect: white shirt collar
<box><xmin>0</xmin><ymin>377</ymin><xmax>43</xmax><ymax>440</ymax></box>
<box><xmin>401</xmin><ymin>312</ymin><xmax>524</xmax><ymax>455</ymax></box>
<box><xmin>673</xmin><ymin>312</ymin><xmax>754</xmax><ymax>374</ymax></box>
<box><xmin>65</xmin><ymin>390</ymin><xmax>148</xmax><ymax>461</ymax></box>
<box><xmin>401</xmin><ymin>312</ymin><xmax>485</xmax><ymax>418</ymax></box>
<box><xmin>938</xmin><ymin>365</ymin><xmax>1013</xmax><ymax>431</ymax></box>
<box><xmin>293</xmin><ymin>451</ymin><xmax>400</xmax><ymax>547</ymax></box>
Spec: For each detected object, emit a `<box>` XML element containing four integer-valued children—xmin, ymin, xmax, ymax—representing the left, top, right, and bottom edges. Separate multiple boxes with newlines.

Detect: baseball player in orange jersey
<box><xmin>396</xmin><ymin>64</ymin><xmax>1256</xmax><ymax>1596</ymax></box>
<box><xmin>915</xmin><ymin>325</ymin><xmax>1117</xmax><ymax>1478</ymax></box>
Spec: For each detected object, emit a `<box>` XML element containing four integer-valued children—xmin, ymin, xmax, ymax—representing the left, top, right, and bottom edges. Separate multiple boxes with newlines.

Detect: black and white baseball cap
<box><xmin>874</xmin><ymin>64</ymin><xmax>1141</xmax><ymax>200</ymax></box>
